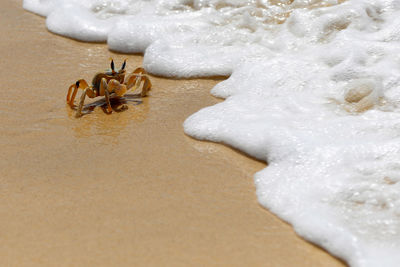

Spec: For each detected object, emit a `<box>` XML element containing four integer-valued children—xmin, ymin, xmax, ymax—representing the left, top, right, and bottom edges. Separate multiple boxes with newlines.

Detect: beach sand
<box><xmin>0</xmin><ymin>1</ymin><xmax>345</xmax><ymax>266</ymax></box>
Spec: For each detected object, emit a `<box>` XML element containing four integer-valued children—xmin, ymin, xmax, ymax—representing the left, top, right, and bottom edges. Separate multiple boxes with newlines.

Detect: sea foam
<box><xmin>24</xmin><ymin>0</ymin><xmax>400</xmax><ymax>266</ymax></box>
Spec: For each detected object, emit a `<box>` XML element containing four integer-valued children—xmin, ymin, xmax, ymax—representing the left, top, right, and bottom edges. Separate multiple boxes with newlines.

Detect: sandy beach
<box><xmin>0</xmin><ymin>1</ymin><xmax>345</xmax><ymax>266</ymax></box>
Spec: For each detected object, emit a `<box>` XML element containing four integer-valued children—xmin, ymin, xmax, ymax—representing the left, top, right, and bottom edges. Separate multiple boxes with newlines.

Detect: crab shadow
<box><xmin>75</xmin><ymin>94</ymin><xmax>145</xmax><ymax>116</ymax></box>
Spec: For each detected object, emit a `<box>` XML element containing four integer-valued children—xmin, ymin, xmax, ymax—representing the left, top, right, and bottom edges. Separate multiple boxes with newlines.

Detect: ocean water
<box><xmin>23</xmin><ymin>0</ymin><xmax>400</xmax><ymax>266</ymax></box>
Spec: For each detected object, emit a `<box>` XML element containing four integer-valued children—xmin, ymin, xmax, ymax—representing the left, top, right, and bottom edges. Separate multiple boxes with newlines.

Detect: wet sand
<box><xmin>0</xmin><ymin>1</ymin><xmax>345</xmax><ymax>266</ymax></box>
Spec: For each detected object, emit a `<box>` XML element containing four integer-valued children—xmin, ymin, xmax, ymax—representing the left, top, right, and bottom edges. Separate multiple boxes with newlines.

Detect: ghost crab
<box><xmin>66</xmin><ymin>59</ymin><xmax>152</xmax><ymax>117</ymax></box>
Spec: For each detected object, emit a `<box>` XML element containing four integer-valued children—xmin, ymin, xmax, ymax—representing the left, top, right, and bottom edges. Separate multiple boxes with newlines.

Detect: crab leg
<box><xmin>100</xmin><ymin>78</ymin><xmax>113</xmax><ymax>114</ymax></box>
<box><xmin>140</xmin><ymin>76</ymin><xmax>152</xmax><ymax>97</ymax></box>
<box><xmin>133</xmin><ymin>75</ymin><xmax>142</xmax><ymax>91</ymax></box>
<box><xmin>76</xmin><ymin>88</ymin><xmax>87</xmax><ymax>117</ymax></box>
<box><xmin>67</xmin><ymin>82</ymin><xmax>79</xmax><ymax>106</ymax></box>
<box><xmin>136</xmin><ymin>68</ymin><xmax>151</xmax><ymax>95</ymax></box>
<box><xmin>104</xmin><ymin>88</ymin><xmax>112</xmax><ymax>114</ymax></box>
<box><xmin>125</xmin><ymin>74</ymin><xmax>152</xmax><ymax>96</ymax></box>
<box><xmin>67</xmin><ymin>84</ymin><xmax>75</xmax><ymax>103</ymax></box>
<box><xmin>126</xmin><ymin>75</ymin><xmax>137</xmax><ymax>91</ymax></box>
<box><xmin>126</xmin><ymin>68</ymin><xmax>145</xmax><ymax>89</ymax></box>
<box><xmin>67</xmin><ymin>79</ymin><xmax>90</xmax><ymax>107</ymax></box>
<box><xmin>75</xmin><ymin>84</ymin><xmax>96</xmax><ymax>118</ymax></box>
<box><xmin>132</xmin><ymin>67</ymin><xmax>146</xmax><ymax>75</ymax></box>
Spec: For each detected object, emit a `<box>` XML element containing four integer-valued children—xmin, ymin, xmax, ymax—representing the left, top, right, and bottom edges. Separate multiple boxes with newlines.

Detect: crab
<box><xmin>66</xmin><ymin>59</ymin><xmax>152</xmax><ymax>117</ymax></box>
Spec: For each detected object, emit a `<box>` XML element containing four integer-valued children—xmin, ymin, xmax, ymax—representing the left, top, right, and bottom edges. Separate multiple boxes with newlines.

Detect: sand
<box><xmin>0</xmin><ymin>1</ymin><xmax>345</xmax><ymax>266</ymax></box>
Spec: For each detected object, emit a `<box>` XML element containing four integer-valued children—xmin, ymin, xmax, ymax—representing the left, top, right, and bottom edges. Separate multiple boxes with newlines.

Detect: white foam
<box><xmin>24</xmin><ymin>0</ymin><xmax>400</xmax><ymax>266</ymax></box>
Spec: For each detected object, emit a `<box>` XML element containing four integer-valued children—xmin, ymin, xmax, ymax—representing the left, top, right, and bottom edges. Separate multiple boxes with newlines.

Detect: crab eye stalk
<box><xmin>111</xmin><ymin>59</ymin><xmax>116</xmax><ymax>74</ymax></box>
<box><xmin>121</xmin><ymin>59</ymin><xmax>126</xmax><ymax>70</ymax></box>
<box><xmin>76</xmin><ymin>81</ymin><xmax>80</xmax><ymax>88</ymax></box>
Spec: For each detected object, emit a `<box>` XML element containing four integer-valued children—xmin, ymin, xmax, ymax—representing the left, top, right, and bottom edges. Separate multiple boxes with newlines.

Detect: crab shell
<box><xmin>91</xmin><ymin>71</ymin><xmax>126</xmax><ymax>93</ymax></box>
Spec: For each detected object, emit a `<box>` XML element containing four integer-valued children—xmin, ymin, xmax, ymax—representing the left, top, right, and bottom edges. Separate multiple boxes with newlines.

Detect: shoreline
<box><xmin>0</xmin><ymin>1</ymin><xmax>345</xmax><ymax>266</ymax></box>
